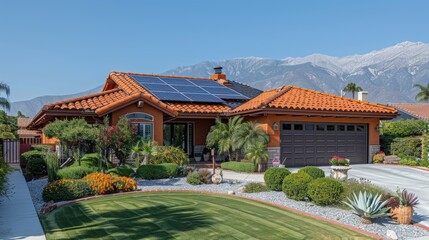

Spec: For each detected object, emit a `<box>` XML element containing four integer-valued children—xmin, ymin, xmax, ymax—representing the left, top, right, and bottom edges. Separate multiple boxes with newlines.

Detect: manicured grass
<box><xmin>41</xmin><ymin>192</ymin><xmax>374</xmax><ymax>240</ymax></box>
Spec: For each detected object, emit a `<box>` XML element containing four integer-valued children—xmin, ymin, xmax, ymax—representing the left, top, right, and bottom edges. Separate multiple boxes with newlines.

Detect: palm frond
<box><xmin>0</xmin><ymin>82</ymin><xmax>10</xmax><ymax>97</ymax></box>
<box><xmin>0</xmin><ymin>97</ymin><xmax>10</xmax><ymax>111</ymax></box>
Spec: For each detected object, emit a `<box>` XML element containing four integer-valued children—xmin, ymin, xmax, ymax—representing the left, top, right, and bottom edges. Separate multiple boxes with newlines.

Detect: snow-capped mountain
<box><xmin>11</xmin><ymin>41</ymin><xmax>429</xmax><ymax>117</ymax></box>
<box><xmin>165</xmin><ymin>41</ymin><xmax>429</xmax><ymax>104</ymax></box>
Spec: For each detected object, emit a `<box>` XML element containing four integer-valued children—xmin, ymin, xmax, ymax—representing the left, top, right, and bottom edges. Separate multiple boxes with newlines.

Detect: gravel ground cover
<box><xmin>28</xmin><ymin>177</ymin><xmax>429</xmax><ymax>239</ymax></box>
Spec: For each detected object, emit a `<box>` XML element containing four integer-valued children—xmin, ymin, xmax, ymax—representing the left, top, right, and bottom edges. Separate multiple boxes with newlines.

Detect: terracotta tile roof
<box><xmin>18</xmin><ymin>118</ymin><xmax>33</xmax><ymax>128</ymax></box>
<box><xmin>46</xmin><ymin>89</ymin><xmax>129</xmax><ymax>111</ymax></box>
<box><xmin>392</xmin><ymin>103</ymin><xmax>429</xmax><ymax>121</ymax></box>
<box><xmin>168</xmin><ymin>102</ymin><xmax>231</xmax><ymax>114</ymax></box>
<box><xmin>232</xmin><ymin>86</ymin><xmax>397</xmax><ymax>114</ymax></box>
<box><xmin>18</xmin><ymin>129</ymin><xmax>40</xmax><ymax>137</ymax></box>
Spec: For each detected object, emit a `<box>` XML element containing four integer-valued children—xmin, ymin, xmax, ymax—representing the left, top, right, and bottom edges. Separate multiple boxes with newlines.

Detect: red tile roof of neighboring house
<box><xmin>18</xmin><ymin>129</ymin><xmax>40</xmax><ymax>137</ymax></box>
<box><xmin>232</xmin><ymin>86</ymin><xmax>397</xmax><ymax>114</ymax></box>
<box><xmin>391</xmin><ymin>103</ymin><xmax>429</xmax><ymax>121</ymax></box>
<box><xmin>18</xmin><ymin>118</ymin><xmax>33</xmax><ymax>128</ymax></box>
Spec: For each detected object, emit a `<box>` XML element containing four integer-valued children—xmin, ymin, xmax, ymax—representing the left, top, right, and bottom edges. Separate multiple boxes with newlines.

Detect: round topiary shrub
<box><xmin>42</xmin><ymin>179</ymin><xmax>93</xmax><ymax>202</ymax></box>
<box><xmin>282</xmin><ymin>172</ymin><xmax>313</xmax><ymax>201</ymax></box>
<box><xmin>186</xmin><ymin>172</ymin><xmax>203</xmax><ymax>185</ymax></box>
<box><xmin>298</xmin><ymin>166</ymin><xmax>325</xmax><ymax>179</ymax></box>
<box><xmin>307</xmin><ymin>178</ymin><xmax>343</xmax><ymax>206</ymax></box>
<box><xmin>136</xmin><ymin>163</ymin><xmax>178</xmax><ymax>179</ymax></box>
<box><xmin>21</xmin><ymin>150</ymin><xmax>45</xmax><ymax>166</ymax></box>
<box><xmin>27</xmin><ymin>158</ymin><xmax>47</xmax><ymax>176</ymax></box>
<box><xmin>264</xmin><ymin>167</ymin><xmax>291</xmax><ymax>191</ymax></box>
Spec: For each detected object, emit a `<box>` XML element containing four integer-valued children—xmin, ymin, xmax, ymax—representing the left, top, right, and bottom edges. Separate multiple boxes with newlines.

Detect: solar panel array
<box><xmin>131</xmin><ymin>75</ymin><xmax>249</xmax><ymax>103</ymax></box>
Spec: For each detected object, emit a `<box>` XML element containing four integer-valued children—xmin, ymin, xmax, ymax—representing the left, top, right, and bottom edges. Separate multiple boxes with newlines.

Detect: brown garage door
<box><xmin>280</xmin><ymin>122</ymin><xmax>368</xmax><ymax>167</ymax></box>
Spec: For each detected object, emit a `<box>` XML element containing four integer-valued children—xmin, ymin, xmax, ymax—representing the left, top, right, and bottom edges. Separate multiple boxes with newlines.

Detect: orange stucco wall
<box><xmin>246</xmin><ymin>115</ymin><xmax>380</xmax><ymax>147</ymax></box>
<box><xmin>111</xmin><ymin>102</ymin><xmax>165</xmax><ymax>144</ymax></box>
<box><xmin>170</xmin><ymin>118</ymin><xmax>215</xmax><ymax>145</ymax></box>
<box><xmin>41</xmin><ymin>133</ymin><xmax>58</xmax><ymax>145</ymax></box>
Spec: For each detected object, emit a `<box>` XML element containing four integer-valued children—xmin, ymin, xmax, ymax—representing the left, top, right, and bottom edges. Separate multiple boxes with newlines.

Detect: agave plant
<box><xmin>396</xmin><ymin>188</ymin><xmax>419</xmax><ymax>208</ymax></box>
<box><xmin>343</xmin><ymin>191</ymin><xmax>391</xmax><ymax>224</ymax></box>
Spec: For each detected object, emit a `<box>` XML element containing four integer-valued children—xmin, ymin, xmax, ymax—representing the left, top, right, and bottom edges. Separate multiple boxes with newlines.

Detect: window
<box><xmin>294</xmin><ymin>124</ymin><xmax>303</xmax><ymax>131</ymax></box>
<box><xmin>316</xmin><ymin>124</ymin><xmax>325</xmax><ymax>131</ymax></box>
<box><xmin>282</xmin><ymin>124</ymin><xmax>292</xmax><ymax>130</ymax></box>
<box><xmin>327</xmin><ymin>125</ymin><xmax>335</xmax><ymax>131</ymax></box>
<box><xmin>356</xmin><ymin>125</ymin><xmax>365</xmax><ymax>132</ymax></box>
<box><xmin>347</xmin><ymin>125</ymin><xmax>355</xmax><ymax>131</ymax></box>
<box><xmin>125</xmin><ymin>112</ymin><xmax>154</xmax><ymax>141</ymax></box>
<box><xmin>337</xmin><ymin>125</ymin><xmax>345</xmax><ymax>131</ymax></box>
<box><xmin>305</xmin><ymin>124</ymin><xmax>314</xmax><ymax>131</ymax></box>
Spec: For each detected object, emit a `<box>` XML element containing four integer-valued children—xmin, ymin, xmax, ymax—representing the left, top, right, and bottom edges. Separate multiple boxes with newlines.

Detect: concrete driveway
<box><xmin>222</xmin><ymin>164</ymin><xmax>429</xmax><ymax>227</ymax></box>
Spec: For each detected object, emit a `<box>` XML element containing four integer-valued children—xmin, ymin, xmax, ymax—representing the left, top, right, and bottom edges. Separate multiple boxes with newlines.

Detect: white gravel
<box><xmin>27</xmin><ymin>177</ymin><xmax>429</xmax><ymax>239</ymax></box>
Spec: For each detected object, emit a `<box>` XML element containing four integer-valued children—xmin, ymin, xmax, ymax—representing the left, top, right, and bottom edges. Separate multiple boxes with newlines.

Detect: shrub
<box><xmin>136</xmin><ymin>163</ymin><xmax>178</xmax><ymax>179</ymax></box>
<box><xmin>221</xmin><ymin>161</ymin><xmax>255</xmax><ymax>173</ymax></box>
<box><xmin>31</xmin><ymin>144</ymin><xmax>52</xmax><ymax>152</ymax></box>
<box><xmin>419</xmin><ymin>160</ymin><xmax>429</xmax><ymax>167</ymax></box>
<box><xmin>177</xmin><ymin>166</ymin><xmax>195</xmax><ymax>177</ymax></box>
<box><xmin>57</xmin><ymin>166</ymin><xmax>97</xmax><ymax>179</ymax></box>
<box><xmin>198</xmin><ymin>169</ymin><xmax>212</xmax><ymax>183</ymax></box>
<box><xmin>45</xmin><ymin>151</ymin><xmax>59</xmax><ymax>182</ymax></box>
<box><xmin>340</xmin><ymin>179</ymin><xmax>389</xmax><ymax>205</ymax></box>
<box><xmin>264</xmin><ymin>168</ymin><xmax>291</xmax><ymax>191</ymax></box>
<box><xmin>83</xmin><ymin>172</ymin><xmax>137</xmax><ymax>195</ymax></box>
<box><xmin>399</xmin><ymin>158</ymin><xmax>418</xmax><ymax>166</ymax></box>
<box><xmin>307</xmin><ymin>178</ymin><xmax>343</xmax><ymax>206</ymax></box>
<box><xmin>0</xmin><ymin>161</ymin><xmax>11</xmax><ymax>197</ymax></box>
<box><xmin>282</xmin><ymin>172</ymin><xmax>313</xmax><ymax>201</ymax></box>
<box><xmin>72</xmin><ymin>153</ymin><xmax>108</xmax><ymax>168</ymax></box>
<box><xmin>372</xmin><ymin>151</ymin><xmax>385</xmax><ymax>164</ymax></box>
<box><xmin>343</xmin><ymin>191</ymin><xmax>390</xmax><ymax>224</ymax></box>
<box><xmin>42</xmin><ymin>179</ymin><xmax>93</xmax><ymax>202</ymax></box>
<box><xmin>27</xmin><ymin>158</ymin><xmax>47</xmax><ymax>176</ymax></box>
<box><xmin>391</xmin><ymin>137</ymin><xmax>422</xmax><ymax>158</ymax></box>
<box><xmin>106</xmin><ymin>165</ymin><xmax>135</xmax><ymax>177</ymax></box>
<box><xmin>151</xmin><ymin>146</ymin><xmax>189</xmax><ymax>166</ymax></box>
<box><xmin>112</xmin><ymin>176</ymin><xmax>138</xmax><ymax>192</ymax></box>
<box><xmin>21</xmin><ymin>150</ymin><xmax>44</xmax><ymax>166</ymax></box>
<box><xmin>243</xmin><ymin>182</ymin><xmax>269</xmax><ymax>193</ymax></box>
<box><xmin>186</xmin><ymin>172</ymin><xmax>203</xmax><ymax>185</ymax></box>
<box><xmin>298</xmin><ymin>166</ymin><xmax>325</xmax><ymax>179</ymax></box>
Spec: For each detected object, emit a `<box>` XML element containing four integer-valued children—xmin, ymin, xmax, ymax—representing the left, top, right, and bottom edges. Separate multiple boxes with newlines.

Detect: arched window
<box><xmin>125</xmin><ymin>112</ymin><xmax>154</xmax><ymax>141</ymax></box>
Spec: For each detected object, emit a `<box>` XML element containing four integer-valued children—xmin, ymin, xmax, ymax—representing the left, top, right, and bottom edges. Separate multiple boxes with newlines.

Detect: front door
<box><xmin>163</xmin><ymin>123</ymin><xmax>194</xmax><ymax>157</ymax></box>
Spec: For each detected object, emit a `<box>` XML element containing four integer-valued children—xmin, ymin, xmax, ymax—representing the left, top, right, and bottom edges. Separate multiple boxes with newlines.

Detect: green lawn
<box><xmin>41</xmin><ymin>192</ymin><xmax>374</xmax><ymax>240</ymax></box>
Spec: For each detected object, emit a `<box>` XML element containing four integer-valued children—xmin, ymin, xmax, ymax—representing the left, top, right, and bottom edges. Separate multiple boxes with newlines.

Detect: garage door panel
<box><xmin>281</xmin><ymin>122</ymin><xmax>368</xmax><ymax>167</ymax></box>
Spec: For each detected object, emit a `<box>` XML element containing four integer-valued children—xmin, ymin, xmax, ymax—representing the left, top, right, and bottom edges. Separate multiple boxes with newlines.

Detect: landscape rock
<box><xmin>238</xmin><ymin>186</ymin><xmax>245</xmax><ymax>193</ymax></box>
<box><xmin>386</xmin><ymin>229</ymin><xmax>398</xmax><ymax>240</ymax></box>
<box><xmin>228</xmin><ymin>190</ymin><xmax>235</xmax><ymax>195</ymax></box>
<box><xmin>384</xmin><ymin>155</ymin><xmax>401</xmax><ymax>164</ymax></box>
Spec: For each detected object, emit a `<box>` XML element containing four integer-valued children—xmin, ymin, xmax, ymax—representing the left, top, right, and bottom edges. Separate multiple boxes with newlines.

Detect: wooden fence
<box><xmin>3</xmin><ymin>139</ymin><xmax>20</xmax><ymax>164</ymax></box>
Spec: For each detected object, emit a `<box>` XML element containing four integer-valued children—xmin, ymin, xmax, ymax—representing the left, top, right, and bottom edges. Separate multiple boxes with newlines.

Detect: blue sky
<box><xmin>1</xmin><ymin>0</ymin><xmax>428</xmax><ymax>101</ymax></box>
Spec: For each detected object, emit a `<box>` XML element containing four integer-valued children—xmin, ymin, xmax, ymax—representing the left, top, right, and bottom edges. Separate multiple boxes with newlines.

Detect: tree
<box><xmin>16</xmin><ymin>111</ymin><xmax>27</xmax><ymax>118</ymax></box>
<box><xmin>98</xmin><ymin>117</ymin><xmax>139</xmax><ymax>165</ymax></box>
<box><xmin>0</xmin><ymin>82</ymin><xmax>10</xmax><ymax>111</ymax></box>
<box><xmin>245</xmin><ymin>141</ymin><xmax>269</xmax><ymax>172</ymax></box>
<box><xmin>131</xmin><ymin>140</ymin><xmax>158</xmax><ymax>166</ymax></box>
<box><xmin>414</xmin><ymin>83</ymin><xmax>429</xmax><ymax>102</ymax></box>
<box><xmin>44</xmin><ymin>118</ymin><xmax>98</xmax><ymax>165</ymax></box>
<box><xmin>234</xmin><ymin>122</ymin><xmax>269</xmax><ymax>151</ymax></box>
<box><xmin>343</xmin><ymin>82</ymin><xmax>363</xmax><ymax>99</ymax></box>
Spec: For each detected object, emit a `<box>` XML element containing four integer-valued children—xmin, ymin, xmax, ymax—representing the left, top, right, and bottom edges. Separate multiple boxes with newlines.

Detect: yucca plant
<box><xmin>397</xmin><ymin>188</ymin><xmax>419</xmax><ymax>207</ymax></box>
<box><xmin>343</xmin><ymin>191</ymin><xmax>390</xmax><ymax>224</ymax></box>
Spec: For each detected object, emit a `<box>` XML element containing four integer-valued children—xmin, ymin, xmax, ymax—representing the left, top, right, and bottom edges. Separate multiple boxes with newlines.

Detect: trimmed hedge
<box><xmin>42</xmin><ymin>179</ymin><xmax>93</xmax><ymax>202</ymax></box>
<box><xmin>307</xmin><ymin>178</ymin><xmax>343</xmax><ymax>206</ymax></box>
<box><xmin>186</xmin><ymin>172</ymin><xmax>203</xmax><ymax>185</ymax></box>
<box><xmin>21</xmin><ymin>150</ymin><xmax>44</xmax><ymax>166</ymax></box>
<box><xmin>57</xmin><ymin>166</ymin><xmax>97</xmax><ymax>179</ymax></box>
<box><xmin>264</xmin><ymin>167</ymin><xmax>291</xmax><ymax>191</ymax></box>
<box><xmin>137</xmin><ymin>163</ymin><xmax>178</xmax><ymax>179</ymax></box>
<box><xmin>391</xmin><ymin>137</ymin><xmax>421</xmax><ymax>158</ymax></box>
<box><xmin>282</xmin><ymin>172</ymin><xmax>313</xmax><ymax>201</ymax></box>
<box><xmin>106</xmin><ymin>165</ymin><xmax>135</xmax><ymax>177</ymax></box>
<box><xmin>27</xmin><ymin>158</ymin><xmax>47</xmax><ymax>176</ymax></box>
<box><xmin>298</xmin><ymin>166</ymin><xmax>325</xmax><ymax>179</ymax></box>
<box><xmin>221</xmin><ymin>161</ymin><xmax>255</xmax><ymax>173</ymax></box>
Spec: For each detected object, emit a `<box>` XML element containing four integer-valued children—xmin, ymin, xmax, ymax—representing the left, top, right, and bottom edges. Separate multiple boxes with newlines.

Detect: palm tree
<box><xmin>131</xmin><ymin>140</ymin><xmax>158</xmax><ymax>166</ymax></box>
<box><xmin>414</xmin><ymin>83</ymin><xmax>429</xmax><ymax>102</ymax></box>
<box><xmin>206</xmin><ymin>116</ymin><xmax>244</xmax><ymax>161</ymax></box>
<box><xmin>343</xmin><ymin>82</ymin><xmax>363</xmax><ymax>99</ymax></box>
<box><xmin>0</xmin><ymin>82</ymin><xmax>10</xmax><ymax>111</ymax></box>
<box><xmin>234</xmin><ymin>122</ymin><xmax>269</xmax><ymax>151</ymax></box>
<box><xmin>245</xmin><ymin>141</ymin><xmax>269</xmax><ymax>172</ymax></box>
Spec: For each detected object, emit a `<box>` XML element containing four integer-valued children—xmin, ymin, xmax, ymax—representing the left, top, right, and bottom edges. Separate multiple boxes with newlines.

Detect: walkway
<box><xmin>0</xmin><ymin>165</ymin><xmax>46</xmax><ymax>240</ymax></box>
<box><xmin>220</xmin><ymin>164</ymin><xmax>429</xmax><ymax>227</ymax></box>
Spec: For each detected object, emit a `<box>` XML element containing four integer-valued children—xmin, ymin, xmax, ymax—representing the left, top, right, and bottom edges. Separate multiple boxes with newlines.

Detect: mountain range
<box><xmin>11</xmin><ymin>41</ymin><xmax>429</xmax><ymax>117</ymax></box>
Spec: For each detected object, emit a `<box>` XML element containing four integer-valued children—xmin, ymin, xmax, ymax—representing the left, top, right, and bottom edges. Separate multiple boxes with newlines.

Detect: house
<box><xmin>28</xmin><ymin>67</ymin><xmax>397</xmax><ymax>167</ymax></box>
<box><xmin>390</xmin><ymin>103</ymin><xmax>429</xmax><ymax>122</ymax></box>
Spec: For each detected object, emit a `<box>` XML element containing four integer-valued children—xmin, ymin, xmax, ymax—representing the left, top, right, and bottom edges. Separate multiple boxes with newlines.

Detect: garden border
<box><xmin>55</xmin><ymin>189</ymin><xmax>383</xmax><ymax>240</ymax></box>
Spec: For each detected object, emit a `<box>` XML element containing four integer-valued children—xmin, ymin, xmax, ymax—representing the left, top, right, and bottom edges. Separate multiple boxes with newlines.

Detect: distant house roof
<box><xmin>391</xmin><ymin>103</ymin><xmax>429</xmax><ymax>121</ymax></box>
<box><xmin>17</xmin><ymin>118</ymin><xmax>40</xmax><ymax>137</ymax></box>
<box><xmin>18</xmin><ymin>117</ymin><xmax>33</xmax><ymax>128</ymax></box>
<box><xmin>231</xmin><ymin>86</ymin><xmax>397</xmax><ymax>118</ymax></box>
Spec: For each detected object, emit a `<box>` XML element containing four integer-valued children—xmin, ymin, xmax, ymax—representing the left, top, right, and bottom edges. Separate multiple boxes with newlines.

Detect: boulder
<box><xmin>227</xmin><ymin>190</ymin><xmax>235</xmax><ymax>195</ymax></box>
<box><xmin>386</xmin><ymin>230</ymin><xmax>398</xmax><ymax>240</ymax></box>
<box><xmin>384</xmin><ymin>155</ymin><xmax>401</xmax><ymax>164</ymax></box>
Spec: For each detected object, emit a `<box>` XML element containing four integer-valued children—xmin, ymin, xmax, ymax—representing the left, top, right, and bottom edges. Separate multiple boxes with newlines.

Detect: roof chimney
<box><xmin>358</xmin><ymin>91</ymin><xmax>368</xmax><ymax>101</ymax></box>
<box><xmin>211</xmin><ymin>66</ymin><xmax>229</xmax><ymax>85</ymax></box>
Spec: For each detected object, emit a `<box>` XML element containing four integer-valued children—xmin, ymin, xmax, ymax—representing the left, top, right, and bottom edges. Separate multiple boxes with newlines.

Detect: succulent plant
<box><xmin>396</xmin><ymin>188</ymin><xmax>419</xmax><ymax>208</ymax></box>
<box><xmin>343</xmin><ymin>191</ymin><xmax>391</xmax><ymax>224</ymax></box>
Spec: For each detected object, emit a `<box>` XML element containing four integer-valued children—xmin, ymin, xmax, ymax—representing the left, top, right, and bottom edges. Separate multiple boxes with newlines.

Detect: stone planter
<box><xmin>391</xmin><ymin>206</ymin><xmax>413</xmax><ymax>224</ymax></box>
<box><xmin>330</xmin><ymin>166</ymin><xmax>351</xmax><ymax>181</ymax></box>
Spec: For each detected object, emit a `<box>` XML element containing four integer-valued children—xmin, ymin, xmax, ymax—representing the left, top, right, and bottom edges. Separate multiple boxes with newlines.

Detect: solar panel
<box><xmin>214</xmin><ymin>94</ymin><xmax>249</xmax><ymax>100</ymax></box>
<box><xmin>131</xmin><ymin>75</ymin><xmax>163</xmax><ymax>84</ymax></box>
<box><xmin>202</xmin><ymin>87</ymin><xmax>238</xmax><ymax>95</ymax></box>
<box><xmin>189</xmin><ymin>79</ymin><xmax>222</xmax><ymax>87</ymax></box>
<box><xmin>173</xmin><ymin>85</ymin><xmax>207</xmax><ymax>94</ymax></box>
<box><xmin>161</xmin><ymin>78</ymin><xmax>193</xmax><ymax>86</ymax></box>
<box><xmin>140</xmin><ymin>83</ymin><xmax>176</xmax><ymax>92</ymax></box>
<box><xmin>150</xmin><ymin>91</ymin><xmax>190</xmax><ymax>101</ymax></box>
<box><xmin>184</xmin><ymin>93</ymin><xmax>224</xmax><ymax>103</ymax></box>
